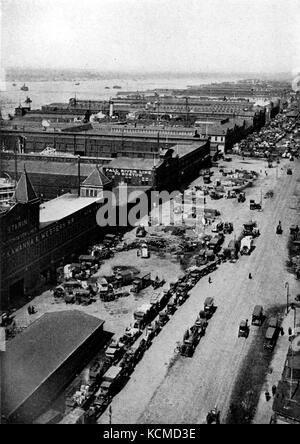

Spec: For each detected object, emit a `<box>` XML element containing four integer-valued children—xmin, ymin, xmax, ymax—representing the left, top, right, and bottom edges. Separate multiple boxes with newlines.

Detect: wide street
<box><xmin>99</xmin><ymin>155</ymin><xmax>300</xmax><ymax>424</ymax></box>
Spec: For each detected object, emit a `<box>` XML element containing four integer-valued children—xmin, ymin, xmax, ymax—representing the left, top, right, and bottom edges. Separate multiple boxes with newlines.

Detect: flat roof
<box><xmin>171</xmin><ymin>142</ymin><xmax>207</xmax><ymax>158</ymax></box>
<box><xmin>2</xmin><ymin>310</ymin><xmax>104</xmax><ymax>419</ymax></box>
<box><xmin>4</xmin><ymin>159</ymin><xmax>103</xmax><ymax>177</ymax></box>
<box><xmin>105</xmin><ymin>157</ymin><xmax>160</xmax><ymax>170</ymax></box>
<box><xmin>40</xmin><ymin>193</ymin><xmax>101</xmax><ymax>225</ymax></box>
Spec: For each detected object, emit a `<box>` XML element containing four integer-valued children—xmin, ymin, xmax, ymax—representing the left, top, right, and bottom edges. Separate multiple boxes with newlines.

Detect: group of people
<box><xmin>265</xmin><ymin>385</ymin><xmax>277</xmax><ymax>401</ymax></box>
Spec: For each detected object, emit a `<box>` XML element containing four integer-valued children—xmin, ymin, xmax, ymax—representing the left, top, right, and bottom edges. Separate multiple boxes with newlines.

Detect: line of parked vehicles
<box><xmin>63</xmin><ymin>260</ymin><xmax>219</xmax><ymax>423</ymax></box>
<box><xmin>176</xmin><ymin>296</ymin><xmax>216</xmax><ymax>358</ymax></box>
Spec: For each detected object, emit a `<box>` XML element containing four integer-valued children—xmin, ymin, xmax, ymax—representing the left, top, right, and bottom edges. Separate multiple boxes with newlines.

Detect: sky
<box><xmin>1</xmin><ymin>0</ymin><xmax>300</xmax><ymax>74</ymax></box>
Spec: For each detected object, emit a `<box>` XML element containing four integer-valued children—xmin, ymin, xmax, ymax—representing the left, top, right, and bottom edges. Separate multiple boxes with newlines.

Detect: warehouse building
<box><xmin>1</xmin><ymin>310</ymin><xmax>105</xmax><ymax>424</ymax></box>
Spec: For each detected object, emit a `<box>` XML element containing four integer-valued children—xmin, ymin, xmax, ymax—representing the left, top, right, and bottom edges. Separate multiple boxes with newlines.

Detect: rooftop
<box><xmin>39</xmin><ymin>193</ymin><xmax>101</xmax><ymax>226</ymax></box>
<box><xmin>7</xmin><ymin>159</ymin><xmax>101</xmax><ymax>177</ymax></box>
<box><xmin>15</xmin><ymin>169</ymin><xmax>38</xmax><ymax>204</ymax></box>
<box><xmin>105</xmin><ymin>157</ymin><xmax>159</xmax><ymax>170</ymax></box>
<box><xmin>170</xmin><ymin>142</ymin><xmax>207</xmax><ymax>158</ymax></box>
<box><xmin>272</xmin><ymin>379</ymin><xmax>300</xmax><ymax>422</ymax></box>
<box><xmin>81</xmin><ymin>165</ymin><xmax>111</xmax><ymax>188</ymax></box>
<box><xmin>2</xmin><ymin>310</ymin><xmax>104</xmax><ymax>419</ymax></box>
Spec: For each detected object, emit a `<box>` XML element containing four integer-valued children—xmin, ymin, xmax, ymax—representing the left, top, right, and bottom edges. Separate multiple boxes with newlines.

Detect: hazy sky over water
<box><xmin>1</xmin><ymin>0</ymin><xmax>299</xmax><ymax>73</ymax></box>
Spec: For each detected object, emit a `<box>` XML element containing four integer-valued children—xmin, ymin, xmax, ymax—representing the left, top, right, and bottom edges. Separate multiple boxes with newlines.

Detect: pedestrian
<box><xmin>288</xmin><ymin>327</ymin><xmax>292</xmax><ymax>336</ymax></box>
<box><xmin>272</xmin><ymin>385</ymin><xmax>277</xmax><ymax>397</ymax></box>
<box><xmin>280</xmin><ymin>327</ymin><xmax>284</xmax><ymax>336</ymax></box>
<box><xmin>27</xmin><ymin>305</ymin><xmax>31</xmax><ymax>315</ymax></box>
<box><xmin>265</xmin><ymin>390</ymin><xmax>270</xmax><ymax>402</ymax></box>
<box><xmin>249</xmin><ymin>273</ymin><xmax>252</xmax><ymax>279</ymax></box>
<box><xmin>208</xmin><ymin>277</ymin><xmax>212</xmax><ymax>284</ymax></box>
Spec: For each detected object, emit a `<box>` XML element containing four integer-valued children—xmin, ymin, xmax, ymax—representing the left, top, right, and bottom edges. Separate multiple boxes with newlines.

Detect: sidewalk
<box><xmin>253</xmin><ymin>309</ymin><xmax>297</xmax><ymax>424</ymax></box>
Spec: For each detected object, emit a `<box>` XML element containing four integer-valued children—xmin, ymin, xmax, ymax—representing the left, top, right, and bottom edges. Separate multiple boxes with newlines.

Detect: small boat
<box><xmin>105</xmin><ymin>86</ymin><xmax>110</xmax><ymax>89</ymax></box>
<box><xmin>75</xmin><ymin>82</ymin><xmax>80</xmax><ymax>86</ymax></box>
<box><xmin>113</xmin><ymin>85</ymin><xmax>122</xmax><ymax>89</ymax></box>
<box><xmin>25</xmin><ymin>96</ymin><xmax>32</xmax><ymax>104</ymax></box>
<box><xmin>12</xmin><ymin>83</ymin><xmax>16</xmax><ymax>86</ymax></box>
<box><xmin>20</xmin><ymin>83</ymin><xmax>29</xmax><ymax>91</ymax></box>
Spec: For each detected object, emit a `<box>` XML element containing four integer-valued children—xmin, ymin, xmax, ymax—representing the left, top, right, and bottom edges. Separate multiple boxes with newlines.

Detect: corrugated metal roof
<box><xmin>2</xmin><ymin>310</ymin><xmax>104</xmax><ymax>419</ymax></box>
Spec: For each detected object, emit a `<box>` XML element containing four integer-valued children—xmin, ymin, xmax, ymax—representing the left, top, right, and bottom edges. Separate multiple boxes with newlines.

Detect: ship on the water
<box><xmin>20</xmin><ymin>83</ymin><xmax>29</xmax><ymax>91</ymax></box>
<box><xmin>113</xmin><ymin>85</ymin><xmax>122</xmax><ymax>89</ymax></box>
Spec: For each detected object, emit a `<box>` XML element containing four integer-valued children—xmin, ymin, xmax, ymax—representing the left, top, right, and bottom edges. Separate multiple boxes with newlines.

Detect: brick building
<box><xmin>0</xmin><ymin>170</ymin><xmax>106</xmax><ymax>309</ymax></box>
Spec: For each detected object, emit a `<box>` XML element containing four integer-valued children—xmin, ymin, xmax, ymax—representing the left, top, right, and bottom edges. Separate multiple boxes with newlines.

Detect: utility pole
<box><xmin>109</xmin><ymin>405</ymin><xmax>112</xmax><ymax>424</ymax></box>
<box><xmin>289</xmin><ymin>346</ymin><xmax>294</xmax><ymax>401</ymax></box>
<box><xmin>285</xmin><ymin>282</ymin><xmax>290</xmax><ymax>315</ymax></box>
<box><xmin>77</xmin><ymin>155</ymin><xmax>81</xmax><ymax>197</ymax></box>
<box><xmin>14</xmin><ymin>138</ymin><xmax>18</xmax><ymax>183</ymax></box>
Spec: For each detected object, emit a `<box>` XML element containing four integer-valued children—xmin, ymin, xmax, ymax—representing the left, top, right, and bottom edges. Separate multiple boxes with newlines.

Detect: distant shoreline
<box><xmin>3</xmin><ymin>67</ymin><xmax>292</xmax><ymax>83</ymax></box>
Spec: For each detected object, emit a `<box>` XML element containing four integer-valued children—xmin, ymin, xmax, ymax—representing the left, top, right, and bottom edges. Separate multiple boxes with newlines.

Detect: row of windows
<box><xmin>111</xmin><ymin>128</ymin><xmax>195</xmax><ymax>137</ymax></box>
<box><xmin>212</xmin><ymin>136</ymin><xmax>225</xmax><ymax>142</ymax></box>
<box><xmin>5</xmin><ymin>210</ymin><xmax>98</xmax><ymax>273</ymax></box>
<box><xmin>84</xmin><ymin>188</ymin><xmax>99</xmax><ymax>197</ymax></box>
<box><xmin>7</xmin><ymin>219</ymin><xmax>28</xmax><ymax>233</ymax></box>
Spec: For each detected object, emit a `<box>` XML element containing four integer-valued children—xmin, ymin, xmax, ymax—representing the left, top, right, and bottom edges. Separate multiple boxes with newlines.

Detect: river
<box><xmin>0</xmin><ymin>72</ymin><xmax>247</xmax><ymax>118</ymax></box>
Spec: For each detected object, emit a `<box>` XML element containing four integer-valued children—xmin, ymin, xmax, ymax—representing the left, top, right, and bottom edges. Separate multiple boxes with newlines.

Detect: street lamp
<box><xmin>285</xmin><ymin>282</ymin><xmax>290</xmax><ymax>314</ymax></box>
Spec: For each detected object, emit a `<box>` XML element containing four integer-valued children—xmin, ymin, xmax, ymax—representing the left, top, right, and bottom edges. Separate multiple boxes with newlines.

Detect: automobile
<box><xmin>287</xmin><ymin>168</ymin><xmax>292</xmax><ymax>175</ymax></box>
<box><xmin>206</xmin><ymin>407</ymin><xmax>221</xmax><ymax>424</ymax></box>
<box><xmin>264</xmin><ymin>326</ymin><xmax>278</xmax><ymax>350</ymax></box>
<box><xmin>238</xmin><ymin>319</ymin><xmax>249</xmax><ymax>338</ymax></box>
<box><xmin>238</xmin><ymin>192</ymin><xmax>246</xmax><ymax>203</ymax></box>
<box><xmin>204</xmin><ymin>297</ymin><xmax>215</xmax><ymax>318</ymax></box>
<box><xmin>251</xmin><ymin>305</ymin><xmax>264</xmax><ymax>326</ymax></box>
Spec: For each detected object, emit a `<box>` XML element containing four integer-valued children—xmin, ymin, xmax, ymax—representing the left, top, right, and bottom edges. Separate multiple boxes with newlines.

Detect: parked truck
<box><xmin>140</xmin><ymin>243</ymin><xmax>150</xmax><ymax>259</ymax></box>
<box><xmin>150</xmin><ymin>292</ymin><xmax>169</xmax><ymax>312</ymax></box>
<box><xmin>131</xmin><ymin>273</ymin><xmax>152</xmax><ymax>293</ymax></box>
<box><xmin>243</xmin><ymin>221</ymin><xmax>260</xmax><ymax>237</ymax></box>
<box><xmin>105</xmin><ymin>339</ymin><xmax>125</xmax><ymax>364</ymax></box>
<box><xmin>93</xmin><ymin>366</ymin><xmax>124</xmax><ymax>411</ymax></box>
<box><xmin>264</xmin><ymin>317</ymin><xmax>280</xmax><ymax>350</ymax></box>
<box><xmin>208</xmin><ymin>237</ymin><xmax>221</xmax><ymax>253</ymax></box>
<box><xmin>249</xmin><ymin>199</ymin><xmax>261</xmax><ymax>210</ymax></box>
<box><xmin>227</xmin><ymin>239</ymin><xmax>239</xmax><ymax>260</ymax></box>
<box><xmin>133</xmin><ymin>303</ymin><xmax>154</xmax><ymax>329</ymax></box>
<box><xmin>240</xmin><ymin>236</ymin><xmax>253</xmax><ymax>255</ymax></box>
